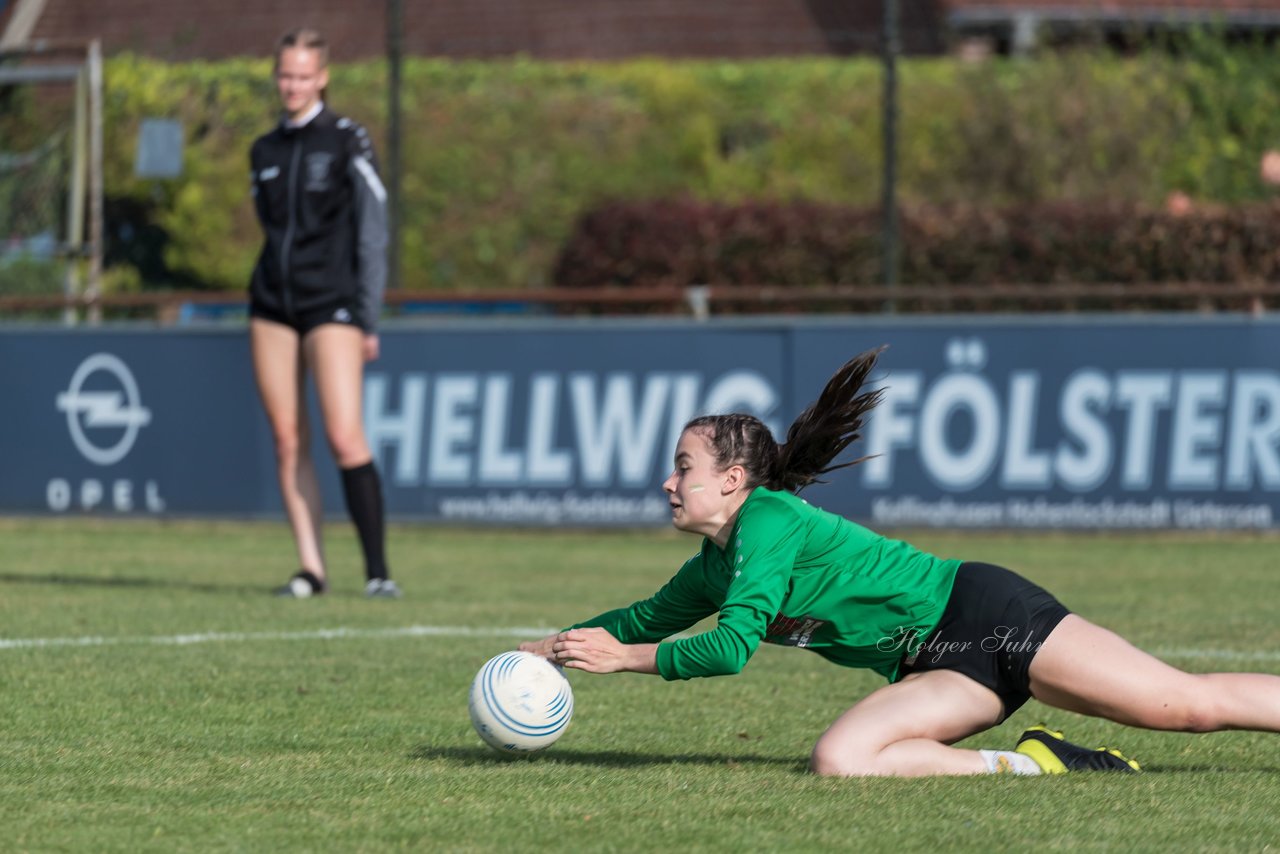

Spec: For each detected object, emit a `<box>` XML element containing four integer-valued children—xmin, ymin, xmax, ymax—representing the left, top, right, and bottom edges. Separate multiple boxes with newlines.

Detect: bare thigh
<box><xmin>250</xmin><ymin>318</ymin><xmax>305</xmax><ymax>441</ymax></box>
<box><xmin>1029</xmin><ymin>614</ymin><xmax>1218</xmax><ymax>730</ymax></box>
<box><xmin>303</xmin><ymin>324</ymin><xmax>370</xmax><ymax>466</ymax></box>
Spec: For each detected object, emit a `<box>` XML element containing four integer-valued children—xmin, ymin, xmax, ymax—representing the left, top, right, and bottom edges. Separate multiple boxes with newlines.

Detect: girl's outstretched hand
<box><xmin>547</xmin><ymin>628</ymin><xmax>659</xmax><ymax>675</ymax></box>
<box><xmin>517</xmin><ymin>634</ymin><xmax>557</xmax><ymax>661</ymax></box>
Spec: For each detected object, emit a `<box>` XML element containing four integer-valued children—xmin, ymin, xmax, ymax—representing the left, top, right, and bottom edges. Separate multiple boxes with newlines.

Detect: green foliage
<box><xmin>103</xmin><ymin>55</ymin><xmax>276</xmax><ymax>291</ymax></box>
<box><xmin>0</xmin><ymin>84</ymin><xmax>73</xmax><ymax>261</ymax></box>
<box><xmin>99</xmin><ymin>44</ymin><xmax>1280</xmax><ymax>291</ymax></box>
<box><xmin>3</xmin><ymin>519</ymin><xmax>1280</xmax><ymax>850</ymax></box>
<box><xmin>0</xmin><ymin>255</ymin><xmax>63</xmax><ymax>297</ymax></box>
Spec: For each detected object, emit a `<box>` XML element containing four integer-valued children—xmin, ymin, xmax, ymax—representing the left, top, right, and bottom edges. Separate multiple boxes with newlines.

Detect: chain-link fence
<box><xmin>0</xmin><ymin>42</ymin><xmax>102</xmax><ymax>320</ymax></box>
<box><xmin>0</xmin><ymin>124</ymin><xmax>70</xmax><ymax>297</ymax></box>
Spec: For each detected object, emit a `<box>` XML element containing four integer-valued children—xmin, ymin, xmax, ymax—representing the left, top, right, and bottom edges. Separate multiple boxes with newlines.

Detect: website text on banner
<box><xmin>2</xmin><ymin>318</ymin><xmax>1276</xmax><ymax>529</ymax></box>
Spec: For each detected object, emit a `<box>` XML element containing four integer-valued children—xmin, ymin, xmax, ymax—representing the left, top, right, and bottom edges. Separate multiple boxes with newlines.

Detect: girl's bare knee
<box><xmin>327</xmin><ymin>430</ymin><xmax>368</xmax><ymax>467</ymax></box>
<box><xmin>809</xmin><ymin>742</ymin><xmax>878</xmax><ymax>777</ymax></box>
<box><xmin>272</xmin><ymin>430</ymin><xmax>301</xmax><ymax>463</ymax></box>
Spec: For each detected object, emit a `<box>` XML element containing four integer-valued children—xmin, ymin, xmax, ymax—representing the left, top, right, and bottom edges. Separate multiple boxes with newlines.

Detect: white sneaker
<box><xmin>364</xmin><ymin>578</ymin><xmax>402</xmax><ymax>599</ymax></box>
<box><xmin>275</xmin><ymin>570</ymin><xmax>326</xmax><ymax>598</ymax></box>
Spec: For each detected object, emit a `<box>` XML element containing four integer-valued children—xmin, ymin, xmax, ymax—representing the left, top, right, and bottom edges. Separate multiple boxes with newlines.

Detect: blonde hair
<box><xmin>275</xmin><ymin>28</ymin><xmax>329</xmax><ymax>69</ymax></box>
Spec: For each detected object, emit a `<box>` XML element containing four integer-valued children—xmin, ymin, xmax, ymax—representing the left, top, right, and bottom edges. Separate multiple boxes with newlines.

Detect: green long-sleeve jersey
<box><xmin>571</xmin><ymin>487</ymin><xmax>961</xmax><ymax>682</ymax></box>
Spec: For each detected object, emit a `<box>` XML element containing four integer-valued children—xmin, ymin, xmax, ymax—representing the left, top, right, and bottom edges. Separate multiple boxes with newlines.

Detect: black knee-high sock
<box><xmin>341</xmin><ymin>461</ymin><xmax>388</xmax><ymax>580</ymax></box>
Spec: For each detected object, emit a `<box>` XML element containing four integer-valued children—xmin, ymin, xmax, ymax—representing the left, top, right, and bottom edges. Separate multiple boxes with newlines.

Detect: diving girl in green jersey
<box><xmin>522</xmin><ymin>347</ymin><xmax>1280</xmax><ymax>777</ymax></box>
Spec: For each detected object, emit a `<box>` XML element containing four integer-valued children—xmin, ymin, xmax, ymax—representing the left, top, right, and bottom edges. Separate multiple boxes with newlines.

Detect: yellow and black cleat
<box><xmin>1016</xmin><ymin>725</ymin><xmax>1142</xmax><ymax>774</ymax></box>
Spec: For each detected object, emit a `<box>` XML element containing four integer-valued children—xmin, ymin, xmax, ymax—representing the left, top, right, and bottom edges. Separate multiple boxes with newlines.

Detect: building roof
<box><xmin>942</xmin><ymin>0</ymin><xmax>1280</xmax><ymax>52</ymax></box>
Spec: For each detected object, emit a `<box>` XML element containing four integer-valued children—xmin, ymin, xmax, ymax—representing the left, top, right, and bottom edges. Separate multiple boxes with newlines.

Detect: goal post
<box><xmin>0</xmin><ymin>39</ymin><xmax>103</xmax><ymax>323</ymax></box>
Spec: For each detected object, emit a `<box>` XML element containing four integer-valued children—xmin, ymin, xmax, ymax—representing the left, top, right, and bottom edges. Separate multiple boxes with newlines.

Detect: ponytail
<box><xmin>684</xmin><ymin>345</ymin><xmax>885</xmax><ymax>494</ymax></box>
<box><xmin>772</xmin><ymin>346</ymin><xmax>885</xmax><ymax>492</ymax></box>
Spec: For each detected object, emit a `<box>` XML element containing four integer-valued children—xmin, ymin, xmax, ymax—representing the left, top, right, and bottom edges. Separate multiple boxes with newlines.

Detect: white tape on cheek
<box><xmin>688</xmin><ymin>485</ymin><xmax>705</xmax><ymax>493</ymax></box>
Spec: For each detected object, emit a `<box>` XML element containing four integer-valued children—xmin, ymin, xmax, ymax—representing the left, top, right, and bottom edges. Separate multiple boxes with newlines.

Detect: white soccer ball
<box><xmin>468</xmin><ymin>650</ymin><xmax>574</xmax><ymax>753</ymax></box>
<box><xmin>288</xmin><ymin>577</ymin><xmax>313</xmax><ymax>598</ymax></box>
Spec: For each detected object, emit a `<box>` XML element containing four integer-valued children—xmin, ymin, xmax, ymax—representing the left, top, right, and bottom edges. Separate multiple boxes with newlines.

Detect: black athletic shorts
<box><xmin>249</xmin><ymin>299</ymin><xmax>364</xmax><ymax>336</ymax></box>
<box><xmin>897</xmin><ymin>562</ymin><xmax>1071</xmax><ymax>721</ymax></box>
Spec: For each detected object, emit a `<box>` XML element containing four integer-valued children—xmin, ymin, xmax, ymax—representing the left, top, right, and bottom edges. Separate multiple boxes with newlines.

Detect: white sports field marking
<box><xmin>0</xmin><ymin>627</ymin><xmax>1277</xmax><ymax>664</ymax></box>
<box><xmin>1153</xmin><ymin>648</ymin><xmax>1280</xmax><ymax>663</ymax></box>
<box><xmin>0</xmin><ymin>625</ymin><xmax>558</xmax><ymax>651</ymax></box>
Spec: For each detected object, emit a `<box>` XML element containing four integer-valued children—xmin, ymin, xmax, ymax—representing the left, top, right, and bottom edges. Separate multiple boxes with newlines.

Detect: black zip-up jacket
<box><xmin>249</xmin><ymin>105</ymin><xmax>387</xmax><ymax>331</ymax></box>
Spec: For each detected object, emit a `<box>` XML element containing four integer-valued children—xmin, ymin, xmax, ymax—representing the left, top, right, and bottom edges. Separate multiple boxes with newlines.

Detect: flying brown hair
<box><xmin>685</xmin><ymin>346</ymin><xmax>885</xmax><ymax>493</ymax></box>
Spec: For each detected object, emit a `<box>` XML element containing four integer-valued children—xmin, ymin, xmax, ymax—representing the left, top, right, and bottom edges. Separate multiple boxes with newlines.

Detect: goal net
<box><xmin>0</xmin><ymin>41</ymin><xmax>101</xmax><ymax>316</ymax></box>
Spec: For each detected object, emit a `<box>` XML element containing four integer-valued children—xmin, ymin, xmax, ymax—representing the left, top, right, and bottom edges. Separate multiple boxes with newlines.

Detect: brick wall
<box><xmin>23</xmin><ymin>0</ymin><xmax>1275</xmax><ymax>63</ymax></box>
<box><xmin>25</xmin><ymin>0</ymin><xmax>944</xmax><ymax>61</ymax></box>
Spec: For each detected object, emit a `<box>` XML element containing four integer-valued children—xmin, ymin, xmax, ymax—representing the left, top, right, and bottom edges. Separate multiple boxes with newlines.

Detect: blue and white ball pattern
<box><xmin>469</xmin><ymin>651</ymin><xmax>574</xmax><ymax>753</ymax></box>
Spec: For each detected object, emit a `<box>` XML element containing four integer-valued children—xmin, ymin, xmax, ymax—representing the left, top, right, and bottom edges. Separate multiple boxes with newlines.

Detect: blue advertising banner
<box><xmin>361</xmin><ymin>324</ymin><xmax>788</xmax><ymax>524</ymax></box>
<box><xmin>798</xmin><ymin>317</ymin><xmax>1280</xmax><ymax>530</ymax></box>
<box><xmin>0</xmin><ymin>328</ymin><xmax>269</xmax><ymax>516</ymax></box>
<box><xmin>2</xmin><ymin>316</ymin><xmax>1278</xmax><ymax>529</ymax></box>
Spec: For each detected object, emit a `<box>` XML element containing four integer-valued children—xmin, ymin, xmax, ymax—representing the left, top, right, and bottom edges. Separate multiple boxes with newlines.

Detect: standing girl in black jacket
<box><xmin>248</xmin><ymin>28</ymin><xmax>399</xmax><ymax>599</ymax></box>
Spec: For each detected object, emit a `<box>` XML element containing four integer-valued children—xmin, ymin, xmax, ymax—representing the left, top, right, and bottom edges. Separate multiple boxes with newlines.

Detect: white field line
<box><xmin>0</xmin><ymin>625</ymin><xmax>558</xmax><ymax>651</ymax></box>
<box><xmin>1149</xmin><ymin>648</ymin><xmax>1280</xmax><ymax>663</ymax></box>
<box><xmin>0</xmin><ymin>626</ymin><xmax>1277</xmax><ymax>664</ymax></box>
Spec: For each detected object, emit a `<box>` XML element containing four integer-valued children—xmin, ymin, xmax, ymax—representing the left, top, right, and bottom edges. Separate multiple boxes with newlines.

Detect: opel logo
<box><xmin>55</xmin><ymin>353</ymin><xmax>153</xmax><ymax>465</ymax></box>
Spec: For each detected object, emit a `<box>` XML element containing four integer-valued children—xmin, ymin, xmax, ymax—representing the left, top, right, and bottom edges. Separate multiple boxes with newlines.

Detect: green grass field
<box><xmin>2</xmin><ymin>518</ymin><xmax>1279</xmax><ymax>852</ymax></box>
